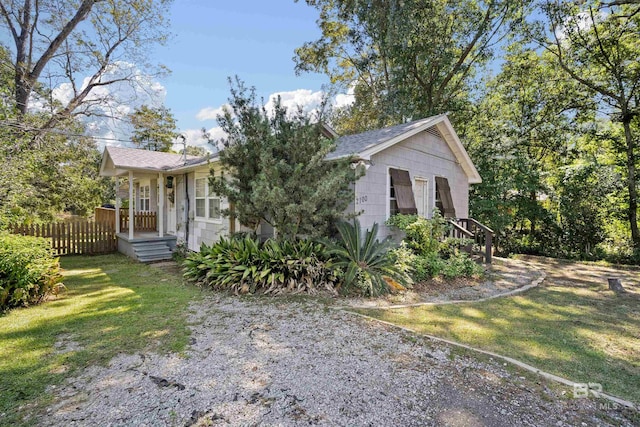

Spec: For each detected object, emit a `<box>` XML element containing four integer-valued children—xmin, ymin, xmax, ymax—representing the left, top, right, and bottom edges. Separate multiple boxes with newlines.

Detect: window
<box><xmin>389</xmin><ymin>174</ymin><xmax>399</xmax><ymax>216</ymax></box>
<box><xmin>139</xmin><ymin>185</ymin><xmax>150</xmax><ymax>212</ymax></box>
<box><xmin>389</xmin><ymin>168</ymin><xmax>417</xmax><ymax>217</ymax></box>
<box><xmin>195</xmin><ymin>177</ymin><xmax>222</xmax><ymax>221</ymax></box>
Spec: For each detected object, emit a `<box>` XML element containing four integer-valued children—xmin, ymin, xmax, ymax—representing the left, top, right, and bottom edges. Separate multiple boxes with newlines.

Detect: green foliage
<box><xmin>387</xmin><ymin>214</ymin><xmax>483</xmax><ymax>281</ymax></box>
<box><xmin>324</xmin><ymin>220</ymin><xmax>410</xmax><ymax>296</ymax></box>
<box><xmin>386</xmin><ymin>212</ymin><xmax>447</xmax><ymax>256</ymax></box>
<box><xmin>183</xmin><ymin>237</ymin><xmax>338</xmax><ymax>295</ymax></box>
<box><xmin>171</xmin><ymin>240</ymin><xmax>190</xmax><ymax>263</ymax></box>
<box><xmin>296</xmin><ymin>0</ymin><xmax>523</xmax><ymax>132</ymax></box>
<box><xmin>0</xmin><ymin>232</ymin><xmax>64</xmax><ymax>311</ymax></box>
<box><xmin>209</xmin><ymin>78</ymin><xmax>358</xmax><ymax>239</ymax></box>
<box><xmin>441</xmin><ymin>253</ymin><xmax>484</xmax><ymax>279</ymax></box>
<box><xmin>129</xmin><ymin>105</ymin><xmax>179</xmax><ymax>152</ymax></box>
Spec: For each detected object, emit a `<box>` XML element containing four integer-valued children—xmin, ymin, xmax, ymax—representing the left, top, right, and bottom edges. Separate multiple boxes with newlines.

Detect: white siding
<box><xmin>173</xmin><ymin>168</ymin><xmax>237</xmax><ymax>251</ymax></box>
<box><xmin>353</xmin><ymin>129</ymin><xmax>470</xmax><ymax>238</ymax></box>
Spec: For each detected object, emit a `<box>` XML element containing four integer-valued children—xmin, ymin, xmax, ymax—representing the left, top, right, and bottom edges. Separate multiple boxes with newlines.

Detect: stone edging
<box><xmin>341</xmin><ymin>267</ymin><xmax>547</xmax><ymax>311</ymax></box>
<box><xmin>341</xmin><ymin>306</ymin><xmax>639</xmax><ymax>411</ymax></box>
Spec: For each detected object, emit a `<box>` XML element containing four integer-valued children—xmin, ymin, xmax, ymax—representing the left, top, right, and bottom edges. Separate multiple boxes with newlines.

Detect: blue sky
<box><xmin>158</xmin><ymin>0</ymin><xmax>330</xmax><ymax>132</ymax></box>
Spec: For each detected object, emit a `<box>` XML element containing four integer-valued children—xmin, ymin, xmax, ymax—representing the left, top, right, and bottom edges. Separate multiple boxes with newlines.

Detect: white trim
<box><xmin>358</xmin><ymin>115</ymin><xmax>482</xmax><ymax>184</ymax></box>
<box><xmin>194</xmin><ymin>174</ymin><xmax>223</xmax><ymax>224</ymax></box>
<box><xmin>431</xmin><ymin>175</ymin><xmax>438</xmax><ymax>218</ymax></box>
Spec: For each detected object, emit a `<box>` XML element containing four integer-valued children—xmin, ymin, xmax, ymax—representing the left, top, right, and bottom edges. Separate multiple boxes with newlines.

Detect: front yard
<box><xmin>0</xmin><ymin>255</ymin><xmax>201</xmax><ymax>426</ymax></box>
<box><xmin>1</xmin><ymin>254</ymin><xmax>637</xmax><ymax>426</ymax></box>
<box><xmin>356</xmin><ymin>257</ymin><xmax>640</xmax><ymax>404</ymax></box>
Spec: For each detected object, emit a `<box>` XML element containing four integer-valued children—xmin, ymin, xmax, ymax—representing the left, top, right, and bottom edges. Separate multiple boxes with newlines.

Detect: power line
<box><xmin>0</xmin><ymin>119</ymin><xmax>135</xmax><ymax>144</ymax></box>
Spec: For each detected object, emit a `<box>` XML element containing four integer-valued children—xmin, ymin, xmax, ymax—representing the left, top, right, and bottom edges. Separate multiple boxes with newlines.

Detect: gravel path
<box><xmin>42</xmin><ymin>295</ymin><xmax>631</xmax><ymax>426</ymax></box>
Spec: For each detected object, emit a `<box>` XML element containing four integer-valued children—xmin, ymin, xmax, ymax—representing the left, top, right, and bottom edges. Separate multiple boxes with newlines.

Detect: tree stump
<box><xmin>607</xmin><ymin>278</ymin><xmax>626</xmax><ymax>293</ymax></box>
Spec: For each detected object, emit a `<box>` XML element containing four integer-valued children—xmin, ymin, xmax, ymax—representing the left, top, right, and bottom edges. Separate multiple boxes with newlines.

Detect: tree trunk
<box><xmin>622</xmin><ymin>119</ymin><xmax>640</xmax><ymax>249</ymax></box>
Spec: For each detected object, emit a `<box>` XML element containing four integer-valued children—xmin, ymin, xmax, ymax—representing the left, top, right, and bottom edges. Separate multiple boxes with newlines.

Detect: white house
<box><xmin>99</xmin><ymin>114</ymin><xmax>483</xmax><ymax>262</ymax></box>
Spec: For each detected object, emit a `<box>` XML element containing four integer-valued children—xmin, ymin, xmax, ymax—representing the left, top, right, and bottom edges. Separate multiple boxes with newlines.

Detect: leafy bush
<box><xmin>441</xmin><ymin>253</ymin><xmax>484</xmax><ymax>279</ymax></box>
<box><xmin>387</xmin><ymin>213</ymin><xmax>484</xmax><ymax>281</ymax></box>
<box><xmin>183</xmin><ymin>237</ymin><xmax>338</xmax><ymax>294</ymax></box>
<box><xmin>325</xmin><ymin>220</ymin><xmax>411</xmax><ymax>296</ymax></box>
<box><xmin>171</xmin><ymin>239</ymin><xmax>190</xmax><ymax>262</ymax></box>
<box><xmin>386</xmin><ymin>211</ymin><xmax>448</xmax><ymax>256</ymax></box>
<box><xmin>0</xmin><ymin>232</ymin><xmax>64</xmax><ymax>311</ymax></box>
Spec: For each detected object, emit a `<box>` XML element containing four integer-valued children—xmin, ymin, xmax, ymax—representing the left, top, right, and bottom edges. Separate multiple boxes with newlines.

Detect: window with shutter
<box><xmin>435</xmin><ymin>177</ymin><xmax>456</xmax><ymax>217</ymax></box>
<box><xmin>389</xmin><ymin>168</ymin><xmax>417</xmax><ymax>215</ymax></box>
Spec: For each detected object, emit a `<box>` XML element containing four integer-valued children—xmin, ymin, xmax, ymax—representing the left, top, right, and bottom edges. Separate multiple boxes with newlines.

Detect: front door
<box><xmin>167</xmin><ymin>189</ymin><xmax>176</xmax><ymax>235</ymax></box>
<box><xmin>414</xmin><ymin>178</ymin><xmax>428</xmax><ymax>217</ymax></box>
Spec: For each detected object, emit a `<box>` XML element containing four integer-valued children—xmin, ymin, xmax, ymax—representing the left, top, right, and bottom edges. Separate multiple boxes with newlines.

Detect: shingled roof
<box><xmin>101</xmin><ymin>146</ymin><xmax>215</xmax><ymax>176</ymax></box>
<box><xmin>326</xmin><ymin>115</ymin><xmax>444</xmax><ymax>160</ymax></box>
<box><xmin>327</xmin><ymin>114</ymin><xmax>481</xmax><ymax>184</ymax></box>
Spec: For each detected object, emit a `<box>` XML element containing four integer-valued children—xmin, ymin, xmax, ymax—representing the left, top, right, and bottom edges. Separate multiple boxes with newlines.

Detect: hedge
<box><xmin>0</xmin><ymin>232</ymin><xmax>64</xmax><ymax>311</ymax></box>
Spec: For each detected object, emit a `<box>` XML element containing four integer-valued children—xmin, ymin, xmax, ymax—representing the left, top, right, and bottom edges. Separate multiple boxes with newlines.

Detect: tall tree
<box><xmin>129</xmin><ymin>105</ymin><xmax>178</xmax><ymax>152</ymax></box>
<box><xmin>210</xmin><ymin>78</ymin><xmax>358</xmax><ymax>240</ymax></box>
<box><xmin>531</xmin><ymin>0</ymin><xmax>640</xmax><ymax>248</ymax></box>
<box><xmin>295</xmin><ymin>0</ymin><xmax>525</xmax><ymax>132</ymax></box>
<box><xmin>0</xmin><ymin>0</ymin><xmax>172</xmax><ymax>137</ymax></box>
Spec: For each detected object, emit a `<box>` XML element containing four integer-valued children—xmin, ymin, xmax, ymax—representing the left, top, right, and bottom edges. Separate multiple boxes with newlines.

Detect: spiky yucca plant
<box><xmin>325</xmin><ymin>220</ymin><xmax>409</xmax><ymax>296</ymax></box>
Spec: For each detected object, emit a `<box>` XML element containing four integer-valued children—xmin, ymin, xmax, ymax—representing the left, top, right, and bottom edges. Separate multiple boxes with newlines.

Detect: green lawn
<box><xmin>0</xmin><ymin>254</ymin><xmax>201</xmax><ymax>427</ymax></box>
<box><xmin>356</xmin><ymin>258</ymin><xmax>640</xmax><ymax>403</ymax></box>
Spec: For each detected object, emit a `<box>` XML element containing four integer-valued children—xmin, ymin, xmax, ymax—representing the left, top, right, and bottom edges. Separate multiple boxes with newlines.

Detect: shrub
<box><xmin>325</xmin><ymin>220</ymin><xmax>411</xmax><ymax>296</ymax></box>
<box><xmin>0</xmin><ymin>232</ymin><xmax>64</xmax><ymax>311</ymax></box>
<box><xmin>183</xmin><ymin>236</ymin><xmax>338</xmax><ymax>294</ymax></box>
<box><xmin>171</xmin><ymin>239</ymin><xmax>190</xmax><ymax>262</ymax></box>
<box><xmin>441</xmin><ymin>252</ymin><xmax>484</xmax><ymax>279</ymax></box>
<box><xmin>386</xmin><ymin>212</ymin><xmax>448</xmax><ymax>256</ymax></box>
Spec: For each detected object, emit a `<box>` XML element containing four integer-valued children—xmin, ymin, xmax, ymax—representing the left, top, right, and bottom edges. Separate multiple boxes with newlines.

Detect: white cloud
<box><xmin>264</xmin><ymin>89</ymin><xmax>325</xmax><ymax>115</ymax></box>
<box><xmin>187</xmin><ymin>88</ymin><xmax>355</xmax><ymax>151</ymax></box>
<box><xmin>334</xmin><ymin>84</ymin><xmax>355</xmax><ymax>109</ymax></box>
<box><xmin>195</xmin><ymin>104</ymin><xmax>230</xmax><ymax>121</ymax></box>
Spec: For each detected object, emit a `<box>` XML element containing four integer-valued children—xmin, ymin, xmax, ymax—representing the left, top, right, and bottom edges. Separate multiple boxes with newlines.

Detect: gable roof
<box><xmin>100</xmin><ymin>146</ymin><xmax>214</xmax><ymax>176</ymax></box>
<box><xmin>328</xmin><ymin>114</ymin><xmax>482</xmax><ymax>184</ymax></box>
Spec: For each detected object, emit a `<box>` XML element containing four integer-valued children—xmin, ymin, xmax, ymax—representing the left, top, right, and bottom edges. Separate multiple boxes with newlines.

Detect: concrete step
<box><xmin>131</xmin><ymin>241</ymin><xmax>173</xmax><ymax>262</ymax></box>
<box><xmin>133</xmin><ymin>242</ymin><xmax>171</xmax><ymax>251</ymax></box>
<box><xmin>138</xmin><ymin>254</ymin><xmax>174</xmax><ymax>263</ymax></box>
<box><xmin>135</xmin><ymin>248</ymin><xmax>172</xmax><ymax>258</ymax></box>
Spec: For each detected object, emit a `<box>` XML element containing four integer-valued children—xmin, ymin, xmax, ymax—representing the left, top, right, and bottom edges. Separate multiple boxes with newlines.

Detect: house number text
<box><xmin>356</xmin><ymin>195</ymin><xmax>368</xmax><ymax>205</ymax></box>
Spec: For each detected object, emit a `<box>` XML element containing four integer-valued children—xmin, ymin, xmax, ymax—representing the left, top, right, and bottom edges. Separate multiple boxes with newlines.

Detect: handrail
<box><xmin>466</xmin><ymin>217</ymin><xmax>494</xmax><ymax>234</ymax></box>
<box><xmin>449</xmin><ymin>220</ymin><xmax>474</xmax><ymax>238</ymax></box>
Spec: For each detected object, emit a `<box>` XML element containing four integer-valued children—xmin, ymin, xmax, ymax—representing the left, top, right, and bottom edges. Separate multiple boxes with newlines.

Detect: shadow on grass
<box><xmin>0</xmin><ymin>254</ymin><xmax>201</xmax><ymax>427</ymax></box>
<box><xmin>358</xmin><ymin>262</ymin><xmax>640</xmax><ymax>403</ymax></box>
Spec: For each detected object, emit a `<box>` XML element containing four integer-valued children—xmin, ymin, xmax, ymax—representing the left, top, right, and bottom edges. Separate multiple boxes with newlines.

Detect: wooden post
<box><xmin>158</xmin><ymin>173</ymin><xmax>164</xmax><ymax>237</ymax></box>
<box><xmin>485</xmin><ymin>232</ymin><xmax>492</xmax><ymax>264</ymax></box>
<box><xmin>129</xmin><ymin>171</ymin><xmax>134</xmax><ymax>240</ymax></box>
<box><xmin>115</xmin><ymin>177</ymin><xmax>121</xmax><ymax>234</ymax></box>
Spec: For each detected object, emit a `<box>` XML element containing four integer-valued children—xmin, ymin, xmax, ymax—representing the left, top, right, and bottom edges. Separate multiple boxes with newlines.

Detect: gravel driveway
<box><xmin>44</xmin><ymin>295</ymin><xmax>631</xmax><ymax>426</ymax></box>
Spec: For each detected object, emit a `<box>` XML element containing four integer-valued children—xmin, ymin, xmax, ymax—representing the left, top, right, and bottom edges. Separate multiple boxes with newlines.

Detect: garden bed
<box><xmin>338</xmin><ymin>257</ymin><xmax>542</xmax><ymax>309</ymax></box>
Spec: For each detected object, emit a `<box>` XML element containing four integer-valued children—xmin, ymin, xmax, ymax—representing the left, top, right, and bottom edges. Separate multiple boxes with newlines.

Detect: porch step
<box><xmin>132</xmin><ymin>241</ymin><xmax>173</xmax><ymax>263</ymax></box>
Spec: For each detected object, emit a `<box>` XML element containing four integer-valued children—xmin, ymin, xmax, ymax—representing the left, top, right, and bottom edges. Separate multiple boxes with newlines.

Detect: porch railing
<box><xmin>119</xmin><ymin>209</ymin><xmax>157</xmax><ymax>232</ymax></box>
<box><xmin>449</xmin><ymin>218</ymin><xmax>494</xmax><ymax>264</ymax></box>
<box><xmin>93</xmin><ymin>207</ymin><xmax>157</xmax><ymax>232</ymax></box>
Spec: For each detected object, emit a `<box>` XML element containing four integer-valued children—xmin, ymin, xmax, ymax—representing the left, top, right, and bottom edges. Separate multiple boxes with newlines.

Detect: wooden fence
<box><xmin>94</xmin><ymin>207</ymin><xmax>157</xmax><ymax>232</ymax></box>
<box><xmin>10</xmin><ymin>221</ymin><xmax>117</xmax><ymax>256</ymax></box>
